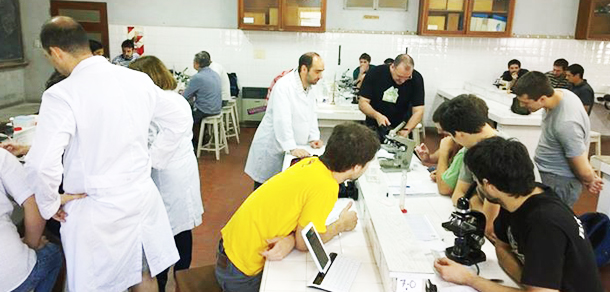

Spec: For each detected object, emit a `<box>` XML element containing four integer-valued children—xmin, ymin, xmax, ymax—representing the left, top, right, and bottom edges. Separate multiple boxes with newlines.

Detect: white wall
<box><xmin>0</xmin><ymin>0</ymin><xmax>52</xmax><ymax>109</ymax></box>
<box><xmin>5</xmin><ymin>0</ymin><xmax>594</xmax><ymax>112</ymax></box>
<box><xmin>21</xmin><ymin>0</ymin><xmax>53</xmax><ymax>103</ymax></box>
<box><xmin>62</xmin><ymin>0</ymin><xmax>237</xmax><ymax>28</ymax></box>
<box><xmin>326</xmin><ymin>1</ymin><xmax>418</xmax><ymax>32</ymax></box>
<box><xmin>107</xmin><ymin>25</ymin><xmax>610</xmax><ymax>127</ymax></box>
<box><xmin>512</xmin><ymin>0</ymin><xmax>579</xmax><ymax>36</ymax></box>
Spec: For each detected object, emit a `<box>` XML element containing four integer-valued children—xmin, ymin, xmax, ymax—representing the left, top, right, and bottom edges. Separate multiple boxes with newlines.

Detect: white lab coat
<box><xmin>149</xmin><ymin>90</ymin><xmax>203</xmax><ymax>236</ymax></box>
<box><xmin>244</xmin><ymin>71</ymin><xmax>320</xmax><ymax>183</ymax></box>
<box><xmin>25</xmin><ymin>56</ymin><xmax>186</xmax><ymax>291</ymax></box>
<box><xmin>209</xmin><ymin>62</ymin><xmax>232</xmax><ymax>100</ymax></box>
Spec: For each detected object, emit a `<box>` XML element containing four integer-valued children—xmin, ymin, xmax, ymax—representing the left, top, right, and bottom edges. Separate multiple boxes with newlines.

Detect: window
<box><xmin>345</xmin><ymin>0</ymin><xmax>408</xmax><ymax>10</ymax></box>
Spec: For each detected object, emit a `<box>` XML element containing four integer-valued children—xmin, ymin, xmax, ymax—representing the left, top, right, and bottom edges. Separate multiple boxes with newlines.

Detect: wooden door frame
<box><xmin>50</xmin><ymin>1</ymin><xmax>110</xmax><ymax>58</ymax></box>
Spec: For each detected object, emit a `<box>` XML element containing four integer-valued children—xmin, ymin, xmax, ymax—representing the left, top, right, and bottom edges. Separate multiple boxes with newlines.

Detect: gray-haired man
<box><xmin>183</xmin><ymin>51</ymin><xmax>222</xmax><ymax>148</ymax></box>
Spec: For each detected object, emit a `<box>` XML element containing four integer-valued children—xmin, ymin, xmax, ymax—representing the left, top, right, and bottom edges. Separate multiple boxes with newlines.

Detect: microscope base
<box><xmin>445</xmin><ymin>246</ymin><xmax>486</xmax><ymax>266</ymax></box>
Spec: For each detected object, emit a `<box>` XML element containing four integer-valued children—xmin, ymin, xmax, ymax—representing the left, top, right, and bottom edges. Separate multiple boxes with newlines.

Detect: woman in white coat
<box><xmin>244</xmin><ymin>52</ymin><xmax>325</xmax><ymax>189</ymax></box>
<box><xmin>129</xmin><ymin>56</ymin><xmax>204</xmax><ymax>292</ymax></box>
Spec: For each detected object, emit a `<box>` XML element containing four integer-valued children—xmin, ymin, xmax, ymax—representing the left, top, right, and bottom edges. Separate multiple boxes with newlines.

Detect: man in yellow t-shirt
<box><xmin>216</xmin><ymin>122</ymin><xmax>380</xmax><ymax>292</ymax></box>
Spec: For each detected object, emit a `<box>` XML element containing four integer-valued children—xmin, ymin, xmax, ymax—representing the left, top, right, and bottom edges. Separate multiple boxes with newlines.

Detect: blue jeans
<box><xmin>215</xmin><ymin>239</ymin><xmax>262</xmax><ymax>292</ymax></box>
<box><xmin>12</xmin><ymin>243</ymin><xmax>62</xmax><ymax>292</ymax></box>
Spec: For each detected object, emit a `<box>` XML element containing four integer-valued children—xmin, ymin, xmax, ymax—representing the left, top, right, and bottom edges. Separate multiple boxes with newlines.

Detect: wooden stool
<box><xmin>197</xmin><ymin>114</ymin><xmax>229</xmax><ymax>160</ymax></box>
<box><xmin>175</xmin><ymin>265</ymin><xmax>222</xmax><ymax>292</ymax></box>
<box><xmin>228</xmin><ymin>99</ymin><xmax>240</xmax><ymax>134</ymax></box>
<box><xmin>222</xmin><ymin>104</ymin><xmax>240</xmax><ymax>144</ymax></box>
<box><xmin>591</xmin><ymin>130</ymin><xmax>602</xmax><ymax>157</ymax></box>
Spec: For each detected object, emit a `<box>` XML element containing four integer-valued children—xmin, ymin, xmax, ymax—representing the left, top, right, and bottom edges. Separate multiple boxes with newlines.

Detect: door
<box><xmin>50</xmin><ymin>1</ymin><xmax>109</xmax><ymax>58</ymax></box>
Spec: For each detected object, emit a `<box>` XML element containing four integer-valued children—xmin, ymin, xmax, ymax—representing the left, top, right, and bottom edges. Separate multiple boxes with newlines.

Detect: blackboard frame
<box><xmin>0</xmin><ymin>0</ymin><xmax>26</xmax><ymax>68</ymax></box>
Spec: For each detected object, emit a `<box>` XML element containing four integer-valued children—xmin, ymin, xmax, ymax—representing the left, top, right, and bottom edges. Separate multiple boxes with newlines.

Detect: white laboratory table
<box><xmin>436</xmin><ymin>82</ymin><xmax>543</xmax><ymax>160</ymax></box>
<box><xmin>260</xmin><ymin>147</ymin><xmax>516</xmax><ymax>292</ymax></box>
<box><xmin>591</xmin><ymin>156</ymin><xmax>610</xmax><ymax>216</ymax></box>
<box><xmin>316</xmin><ymin>103</ymin><xmax>365</xmax><ymax>128</ymax></box>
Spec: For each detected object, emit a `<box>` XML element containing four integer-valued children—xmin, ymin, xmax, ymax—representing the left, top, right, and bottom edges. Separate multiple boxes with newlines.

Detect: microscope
<box><xmin>378</xmin><ymin>121</ymin><xmax>417</xmax><ymax>173</ymax></box>
<box><xmin>441</xmin><ymin>183</ymin><xmax>487</xmax><ymax>266</ymax></box>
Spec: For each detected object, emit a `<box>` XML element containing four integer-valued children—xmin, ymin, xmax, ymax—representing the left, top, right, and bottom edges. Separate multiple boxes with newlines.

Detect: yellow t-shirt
<box><xmin>221</xmin><ymin>157</ymin><xmax>339</xmax><ymax>276</ymax></box>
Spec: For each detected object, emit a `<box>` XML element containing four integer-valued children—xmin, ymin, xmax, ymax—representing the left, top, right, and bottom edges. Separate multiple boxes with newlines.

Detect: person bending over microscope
<box><xmin>358</xmin><ymin>54</ymin><xmax>424</xmax><ymax>141</ymax></box>
<box><xmin>435</xmin><ymin>136</ymin><xmax>603</xmax><ymax>292</ymax></box>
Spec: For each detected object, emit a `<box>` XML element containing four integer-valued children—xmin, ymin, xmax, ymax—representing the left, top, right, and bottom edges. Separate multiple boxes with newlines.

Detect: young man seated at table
<box><xmin>435</xmin><ymin>94</ymin><xmax>509</xmax><ymax>237</ymax></box>
<box><xmin>500</xmin><ymin>59</ymin><xmax>528</xmax><ymax>84</ymax></box>
<box><xmin>435</xmin><ymin>136</ymin><xmax>603</xmax><ymax>292</ymax></box>
<box><xmin>216</xmin><ymin>122</ymin><xmax>380</xmax><ymax>292</ymax></box>
<box><xmin>416</xmin><ymin>95</ymin><xmax>488</xmax><ymax>196</ymax></box>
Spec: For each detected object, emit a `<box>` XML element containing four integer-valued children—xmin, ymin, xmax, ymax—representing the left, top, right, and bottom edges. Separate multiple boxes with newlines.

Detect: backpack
<box><xmin>227</xmin><ymin>73</ymin><xmax>239</xmax><ymax>97</ymax></box>
<box><xmin>579</xmin><ymin>212</ymin><xmax>610</xmax><ymax>267</ymax></box>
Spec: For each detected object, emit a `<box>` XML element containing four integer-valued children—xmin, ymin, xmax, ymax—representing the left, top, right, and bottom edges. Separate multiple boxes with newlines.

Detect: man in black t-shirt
<box><xmin>358</xmin><ymin>54</ymin><xmax>425</xmax><ymax>139</ymax></box>
<box><xmin>434</xmin><ymin>136</ymin><xmax>603</xmax><ymax>292</ymax></box>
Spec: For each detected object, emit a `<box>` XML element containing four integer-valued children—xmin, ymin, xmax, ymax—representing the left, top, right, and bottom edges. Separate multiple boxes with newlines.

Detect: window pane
<box><xmin>426</xmin><ymin>0</ymin><xmax>464</xmax><ymax>31</ymax></box>
<box><xmin>378</xmin><ymin>0</ymin><xmax>407</xmax><ymax>10</ymax></box>
<box><xmin>469</xmin><ymin>14</ymin><xmax>507</xmax><ymax>32</ymax></box>
<box><xmin>243</xmin><ymin>0</ymin><xmax>278</xmax><ymax>25</ymax></box>
<box><xmin>591</xmin><ymin>0</ymin><xmax>610</xmax><ymax>35</ymax></box>
<box><xmin>284</xmin><ymin>0</ymin><xmax>322</xmax><ymax>27</ymax></box>
<box><xmin>345</xmin><ymin>0</ymin><xmax>374</xmax><ymax>8</ymax></box>
<box><xmin>58</xmin><ymin>9</ymin><xmax>100</xmax><ymax>22</ymax></box>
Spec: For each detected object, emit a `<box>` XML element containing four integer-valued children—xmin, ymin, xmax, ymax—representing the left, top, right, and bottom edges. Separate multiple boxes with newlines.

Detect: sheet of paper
<box><xmin>386</xmin><ymin>165</ymin><xmax>438</xmax><ymax>195</ymax></box>
<box><xmin>403</xmin><ymin>213</ymin><xmax>440</xmax><ymax>241</ymax></box>
<box><xmin>325</xmin><ymin>198</ymin><xmax>355</xmax><ymax>226</ymax></box>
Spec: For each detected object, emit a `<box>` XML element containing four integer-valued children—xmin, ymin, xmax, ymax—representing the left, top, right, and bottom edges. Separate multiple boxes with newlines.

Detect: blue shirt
<box><xmin>183</xmin><ymin>67</ymin><xmax>222</xmax><ymax>115</ymax></box>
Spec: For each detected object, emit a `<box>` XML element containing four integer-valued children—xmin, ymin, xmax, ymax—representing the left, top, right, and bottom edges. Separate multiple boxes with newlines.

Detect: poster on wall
<box><xmin>127</xmin><ymin>26</ymin><xmax>144</xmax><ymax>56</ymax></box>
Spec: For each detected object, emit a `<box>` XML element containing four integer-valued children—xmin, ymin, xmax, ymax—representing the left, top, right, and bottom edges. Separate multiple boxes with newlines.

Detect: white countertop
<box><xmin>265</xmin><ymin>148</ymin><xmax>516</xmax><ymax>291</ymax></box>
<box><xmin>437</xmin><ymin>84</ymin><xmax>543</xmax><ymax>126</ymax></box>
<box><xmin>316</xmin><ymin>103</ymin><xmax>365</xmax><ymax>121</ymax></box>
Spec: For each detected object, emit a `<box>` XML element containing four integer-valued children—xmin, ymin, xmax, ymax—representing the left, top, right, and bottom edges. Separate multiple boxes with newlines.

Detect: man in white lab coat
<box><xmin>244</xmin><ymin>52</ymin><xmax>324</xmax><ymax>189</ymax></box>
<box><xmin>25</xmin><ymin>16</ymin><xmax>183</xmax><ymax>291</ymax></box>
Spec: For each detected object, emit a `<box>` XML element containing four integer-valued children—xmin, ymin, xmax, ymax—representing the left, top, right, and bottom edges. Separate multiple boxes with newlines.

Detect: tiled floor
<box><xmin>184</xmin><ymin>126</ymin><xmax>609</xmax><ymax>291</ymax></box>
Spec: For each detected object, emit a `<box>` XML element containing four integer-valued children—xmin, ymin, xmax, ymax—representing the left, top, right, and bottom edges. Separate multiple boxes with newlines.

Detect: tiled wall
<box><xmin>108</xmin><ymin>25</ymin><xmax>610</xmax><ymax>124</ymax></box>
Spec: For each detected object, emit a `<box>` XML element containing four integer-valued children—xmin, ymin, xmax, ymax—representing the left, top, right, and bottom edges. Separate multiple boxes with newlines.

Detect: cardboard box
<box><xmin>447</xmin><ymin>13</ymin><xmax>460</xmax><ymax>31</ymax></box>
<box><xmin>427</xmin><ymin>16</ymin><xmax>446</xmax><ymax>30</ymax></box>
<box><xmin>244</xmin><ymin>12</ymin><xmax>266</xmax><ymax>25</ymax></box>
<box><xmin>429</xmin><ymin>0</ymin><xmax>447</xmax><ymax>10</ymax></box>
<box><xmin>269</xmin><ymin>8</ymin><xmax>278</xmax><ymax>25</ymax></box>
<box><xmin>447</xmin><ymin>0</ymin><xmax>464</xmax><ymax>11</ymax></box>
<box><xmin>473</xmin><ymin>0</ymin><xmax>493</xmax><ymax>11</ymax></box>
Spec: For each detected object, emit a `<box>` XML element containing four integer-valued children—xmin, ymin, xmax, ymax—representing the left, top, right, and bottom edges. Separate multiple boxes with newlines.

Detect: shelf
<box><xmin>471</xmin><ymin>10</ymin><xmax>508</xmax><ymax>13</ymax></box>
<box><xmin>428</xmin><ymin>9</ymin><xmax>464</xmax><ymax>13</ymax></box>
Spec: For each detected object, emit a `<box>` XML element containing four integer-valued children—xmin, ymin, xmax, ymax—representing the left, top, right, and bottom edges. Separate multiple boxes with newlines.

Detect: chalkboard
<box><xmin>0</xmin><ymin>0</ymin><xmax>25</xmax><ymax>66</ymax></box>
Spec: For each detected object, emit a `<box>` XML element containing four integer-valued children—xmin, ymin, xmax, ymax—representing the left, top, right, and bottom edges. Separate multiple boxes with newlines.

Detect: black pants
<box><xmin>192</xmin><ymin>109</ymin><xmax>216</xmax><ymax>150</ymax></box>
<box><xmin>156</xmin><ymin>230</ymin><xmax>193</xmax><ymax>292</ymax></box>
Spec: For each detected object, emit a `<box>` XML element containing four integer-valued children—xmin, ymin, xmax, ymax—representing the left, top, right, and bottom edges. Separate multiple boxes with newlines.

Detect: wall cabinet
<box><xmin>576</xmin><ymin>0</ymin><xmax>610</xmax><ymax>40</ymax></box>
<box><xmin>238</xmin><ymin>0</ymin><xmax>326</xmax><ymax>32</ymax></box>
<box><xmin>418</xmin><ymin>0</ymin><xmax>514</xmax><ymax>37</ymax></box>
